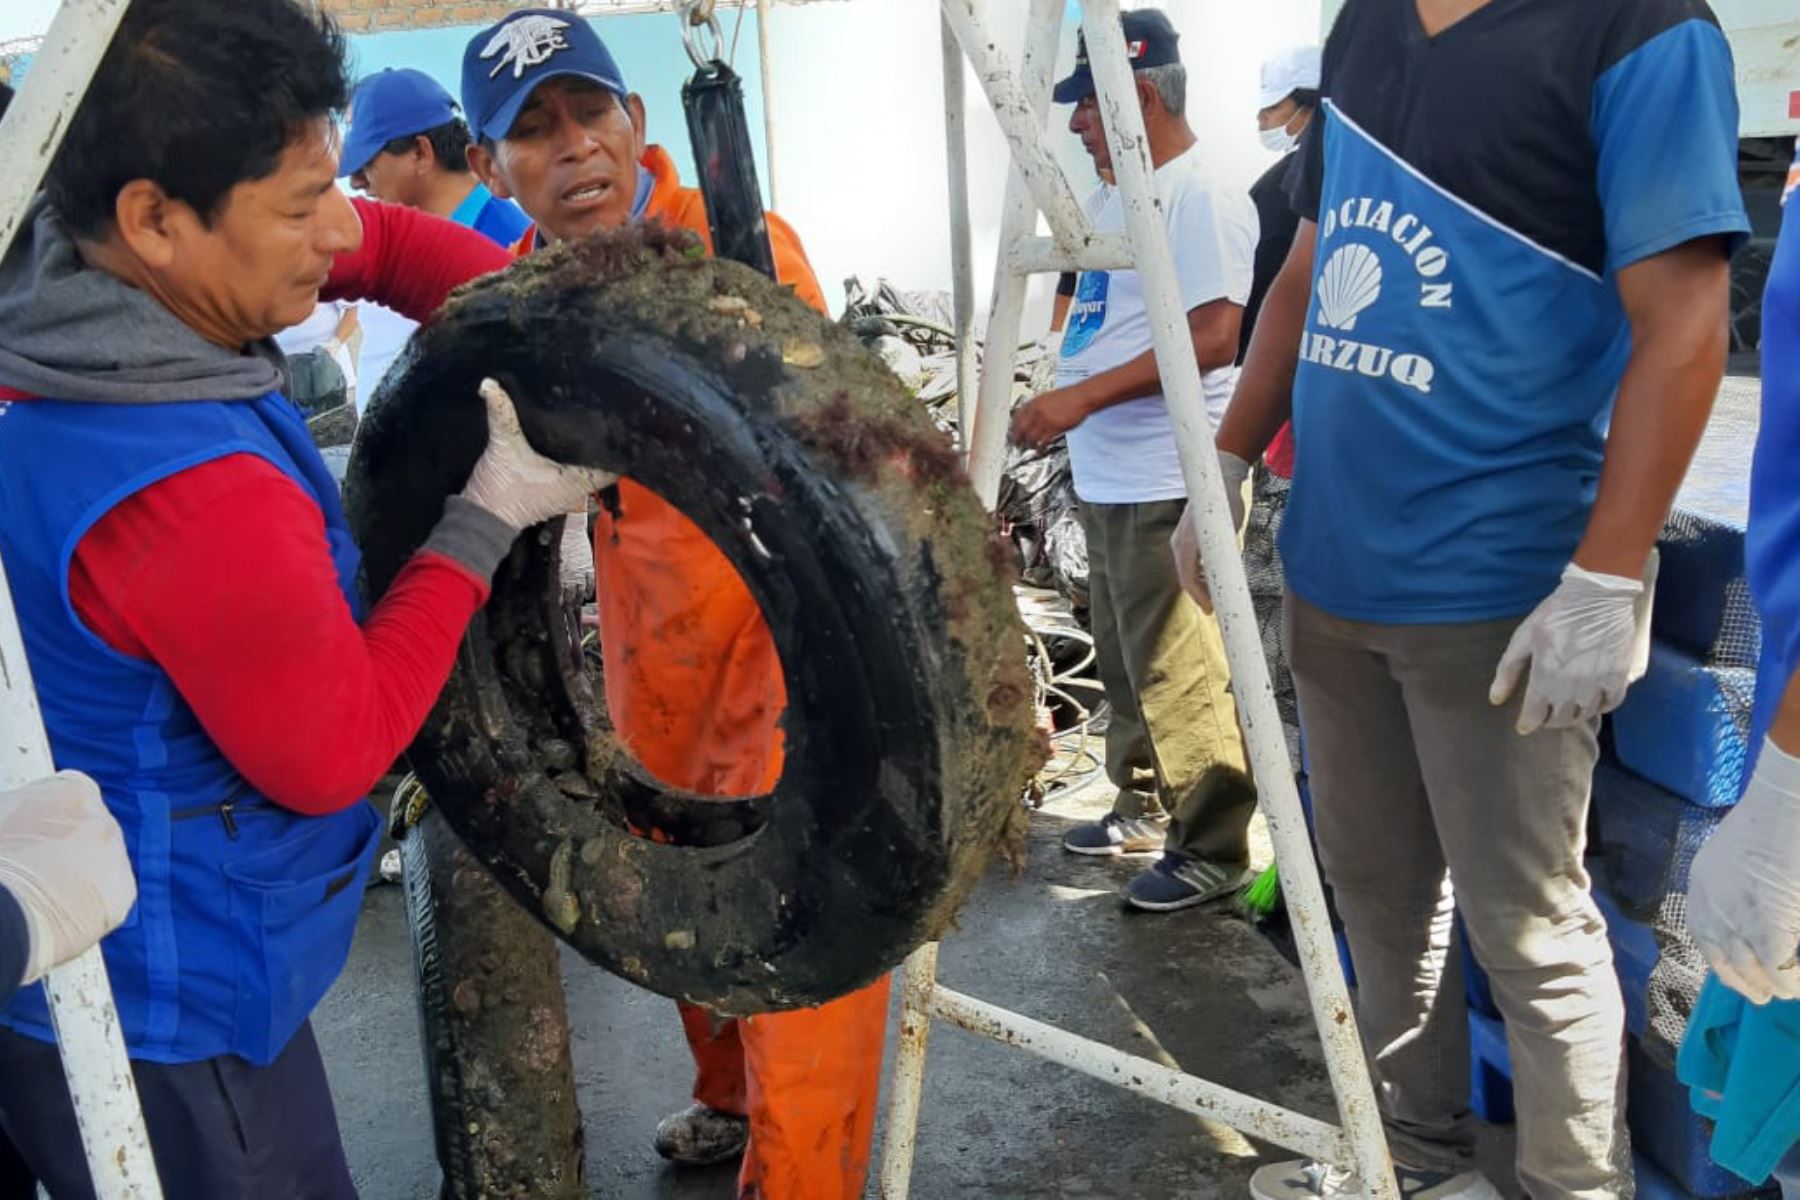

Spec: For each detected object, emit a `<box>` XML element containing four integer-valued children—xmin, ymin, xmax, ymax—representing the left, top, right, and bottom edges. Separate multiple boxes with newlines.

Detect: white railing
<box><xmin>878</xmin><ymin>4</ymin><xmax>1399</xmax><ymax>1196</ymax></box>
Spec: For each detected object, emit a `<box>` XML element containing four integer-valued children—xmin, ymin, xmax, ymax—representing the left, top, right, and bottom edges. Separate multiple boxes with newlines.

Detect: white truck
<box><xmin>1719</xmin><ymin>0</ymin><xmax>1799</xmax><ymax>140</ymax></box>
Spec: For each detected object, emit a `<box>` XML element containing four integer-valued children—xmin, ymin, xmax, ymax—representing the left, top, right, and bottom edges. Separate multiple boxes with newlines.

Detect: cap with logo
<box><xmin>1257</xmin><ymin>45</ymin><xmax>1322</xmax><ymax>111</ymax></box>
<box><xmin>461</xmin><ymin>8</ymin><xmax>629</xmax><ymax>143</ymax></box>
<box><xmin>1052</xmin><ymin>8</ymin><xmax>1180</xmax><ymax>105</ymax></box>
<box><xmin>339</xmin><ymin>68</ymin><xmax>461</xmax><ymax>179</ymax></box>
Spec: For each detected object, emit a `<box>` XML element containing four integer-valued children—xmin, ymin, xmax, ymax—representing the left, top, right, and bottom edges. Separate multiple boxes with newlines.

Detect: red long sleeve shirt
<box><xmin>53</xmin><ymin>199</ymin><xmax>512</xmax><ymax>815</ymax></box>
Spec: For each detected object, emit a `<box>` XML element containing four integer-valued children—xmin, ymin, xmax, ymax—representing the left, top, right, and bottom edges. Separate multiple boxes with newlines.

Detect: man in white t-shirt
<box><xmin>1011</xmin><ymin>7</ymin><xmax>1259</xmax><ymax>912</ymax></box>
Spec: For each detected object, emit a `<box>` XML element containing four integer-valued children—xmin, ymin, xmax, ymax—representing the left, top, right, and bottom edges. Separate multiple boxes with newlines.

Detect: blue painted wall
<box><xmin>5</xmin><ymin>12</ymin><xmax>771</xmax><ymax>197</ymax></box>
<box><xmin>345</xmin><ymin>12</ymin><xmax>771</xmax><ymax>202</ymax></box>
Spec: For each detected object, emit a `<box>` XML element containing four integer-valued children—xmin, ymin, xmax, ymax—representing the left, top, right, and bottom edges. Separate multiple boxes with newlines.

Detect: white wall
<box><xmin>761</xmin><ymin>0</ymin><xmax>1323</xmax><ymax>320</ymax></box>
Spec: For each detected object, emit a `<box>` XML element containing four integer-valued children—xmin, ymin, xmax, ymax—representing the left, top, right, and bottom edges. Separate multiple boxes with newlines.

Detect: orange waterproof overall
<box><xmin>520</xmin><ymin>146</ymin><xmax>890</xmax><ymax>1200</ymax></box>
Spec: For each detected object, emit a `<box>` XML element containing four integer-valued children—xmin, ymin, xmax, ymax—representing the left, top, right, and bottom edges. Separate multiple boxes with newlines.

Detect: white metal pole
<box><xmin>939</xmin><ymin>0</ymin><xmax>1092</xmax><ymax>260</ymax></box>
<box><xmin>754</xmin><ymin>0</ymin><xmax>778</xmax><ymax>211</ymax></box>
<box><xmin>930</xmin><ymin>984</ymin><xmax>1349</xmax><ymax>1163</ymax></box>
<box><xmin>876</xmin><ymin>941</ymin><xmax>940</xmax><ymax>1199</ymax></box>
<box><xmin>0</xmin><ymin>2</ymin><xmax>163</xmax><ymax>1197</ymax></box>
<box><xmin>940</xmin><ymin>14</ymin><xmax>979</xmax><ymax>447</ymax></box>
<box><xmin>960</xmin><ymin>0</ymin><xmax>1065</xmax><ymax>510</ymax></box>
<box><xmin>1076</xmin><ymin>2</ymin><xmax>1396</xmax><ymax>1193</ymax></box>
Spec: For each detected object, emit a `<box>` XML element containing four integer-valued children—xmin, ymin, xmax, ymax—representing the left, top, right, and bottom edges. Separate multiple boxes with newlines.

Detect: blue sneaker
<box><xmin>1061</xmin><ymin>811</ymin><xmax>1167</xmax><ymax>856</ymax></box>
<box><xmin>1125</xmin><ymin>852</ymin><xmax>1254</xmax><ymax>911</ymax></box>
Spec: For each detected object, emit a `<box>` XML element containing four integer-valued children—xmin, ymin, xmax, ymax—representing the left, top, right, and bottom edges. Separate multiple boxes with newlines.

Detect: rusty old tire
<box><xmin>344</xmin><ymin>227</ymin><xmax>1040</xmax><ymax>1013</ymax></box>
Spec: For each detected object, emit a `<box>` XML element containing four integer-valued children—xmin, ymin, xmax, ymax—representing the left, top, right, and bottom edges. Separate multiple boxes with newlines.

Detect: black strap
<box><xmin>681</xmin><ymin>61</ymin><xmax>778</xmax><ymax>281</ymax></box>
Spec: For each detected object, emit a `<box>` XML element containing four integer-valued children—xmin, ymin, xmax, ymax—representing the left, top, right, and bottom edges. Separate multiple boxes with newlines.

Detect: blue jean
<box><xmin>0</xmin><ymin>1019</ymin><xmax>355</xmax><ymax>1199</ymax></box>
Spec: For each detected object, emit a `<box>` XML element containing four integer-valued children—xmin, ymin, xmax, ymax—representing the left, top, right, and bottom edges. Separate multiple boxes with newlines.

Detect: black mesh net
<box><xmin>1242</xmin><ymin>464</ymin><xmax>1300</xmax><ymax>746</ymax></box>
<box><xmin>1603</xmin><ymin>377</ymin><xmax>1761</xmax><ymax>1068</ymax></box>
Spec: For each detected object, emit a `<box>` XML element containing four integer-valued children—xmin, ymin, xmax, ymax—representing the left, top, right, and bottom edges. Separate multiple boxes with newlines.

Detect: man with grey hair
<box><xmin>1011</xmin><ymin>7</ymin><xmax>1260</xmax><ymax>912</ymax></box>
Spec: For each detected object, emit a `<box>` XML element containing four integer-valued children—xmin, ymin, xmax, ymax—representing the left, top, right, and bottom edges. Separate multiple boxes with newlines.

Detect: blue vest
<box><xmin>0</xmin><ymin>393</ymin><xmax>381</xmax><ymax>1066</ymax></box>
<box><xmin>1281</xmin><ymin>102</ymin><xmax>1632</xmax><ymax>624</ymax></box>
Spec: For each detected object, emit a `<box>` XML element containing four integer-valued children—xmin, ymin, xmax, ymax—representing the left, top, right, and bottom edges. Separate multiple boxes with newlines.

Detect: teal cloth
<box><xmin>1678</xmin><ymin>973</ymin><xmax>1800</xmax><ymax>1183</ymax></box>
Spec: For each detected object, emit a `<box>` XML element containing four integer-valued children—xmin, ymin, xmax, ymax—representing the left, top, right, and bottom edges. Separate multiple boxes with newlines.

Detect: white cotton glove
<box><xmin>0</xmin><ymin>771</ymin><xmax>136</xmax><ymax>987</ymax></box>
<box><xmin>1488</xmin><ymin>557</ymin><xmax>1656</xmax><ymax>735</ymax></box>
<box><xmin>1687</xmin><ymin>739</ymin><xmax>1800</xmax><ymax>1004</ymax></box>
<box><xmin>559</xmin><ymin>510</ymin><xmax>595</xmax><ymax>604</ymax></box>
<box><xmin>1170</xmin><ymin>450</ymin><xmax>1252</xmax><ymax>613</ymax></box>
<box><xmin>461</xmin><ymin>378</ymin><xmax>615</xmax><ymax>532</ymax></box>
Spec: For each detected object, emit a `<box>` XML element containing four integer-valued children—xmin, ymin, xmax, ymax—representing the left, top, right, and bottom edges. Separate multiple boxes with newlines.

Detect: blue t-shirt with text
<box><xmin>1281</xmin><ymin>0</ymin><xmax>1749</xmax><ymax>623</ymax></box>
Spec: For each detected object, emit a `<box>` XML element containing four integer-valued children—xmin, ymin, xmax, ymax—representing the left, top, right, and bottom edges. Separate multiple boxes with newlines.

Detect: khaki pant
<box><xmin>1285</xmin><ymin>592</ymin><xmax>1632</xmax><ymax>1200</ymax></box>
<box><xmin>1081</xmin><ymin>498</ymin><xmax>1256</xmax><ymax>865</ymax></box>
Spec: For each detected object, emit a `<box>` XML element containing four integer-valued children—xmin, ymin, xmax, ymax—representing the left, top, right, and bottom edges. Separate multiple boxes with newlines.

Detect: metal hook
<box><xmin>681</xmin><ymin>1</ymin><xmax>726</xmax><ymax>71</ymax></box>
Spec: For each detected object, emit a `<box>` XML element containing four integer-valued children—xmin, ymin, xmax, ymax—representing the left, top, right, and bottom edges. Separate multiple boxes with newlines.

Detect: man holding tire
<box><xmin>453</xmin><ymin>12</ymin><xmax>892</xmax><ymax>1198</ymax></box>
<box><xmin>0</xmin><ymin>1</ymin><xmax>603</xmax><ymax>1194</ymax></box>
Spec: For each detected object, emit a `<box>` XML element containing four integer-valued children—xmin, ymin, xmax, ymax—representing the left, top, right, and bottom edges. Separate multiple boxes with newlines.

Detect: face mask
<box><xmin>1259</xmin><ymin>124</ymin><xmax>1299</xmax><ymax>155</ymax></box>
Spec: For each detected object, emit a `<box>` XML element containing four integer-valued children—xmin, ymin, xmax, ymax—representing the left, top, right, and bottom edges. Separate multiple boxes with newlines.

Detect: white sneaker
<box><xmin>1249</xmin><ymin>1160</ymin><xmax>1361</xmax><ymax>1198</ymax></box>
<box><xmin>1249</xmin><ymin>1160</ymin><xmax>1505</xmax><ymax>1200</ymax></box>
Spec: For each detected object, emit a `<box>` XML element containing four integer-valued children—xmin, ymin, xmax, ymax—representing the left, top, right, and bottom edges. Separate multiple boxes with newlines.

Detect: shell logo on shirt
<box><xmin>1298</xmin><ymin>194</ymin><xmax>1455</xmax><ymax>395</ymax></box>
<box><xmin>1315</xmin><ymin>244</ymin><xmax>1382</xmax><ymax>331</ymax></box>
<box><xmin>1060</xmin><ymin>271</ymin><xmax>1110</xmax><ymax>358</ymax></box>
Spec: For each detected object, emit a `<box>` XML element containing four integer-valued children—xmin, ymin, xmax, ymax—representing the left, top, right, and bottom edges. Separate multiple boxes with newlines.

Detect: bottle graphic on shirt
<box><xmin>1060</xmin><ymin>272</ymin><xmax>1110</xmax><ymax>358</ymax></box>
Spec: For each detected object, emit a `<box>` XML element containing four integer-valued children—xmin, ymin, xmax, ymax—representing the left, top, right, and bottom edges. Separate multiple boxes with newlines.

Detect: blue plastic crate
<box><xmin>1590</xmin><ymin>763</ymin><xmax>1728</xmax><ymax>921</ymax></box>
<box><xmin>1611</xmin><ymin>643</ymin><xmax>1756</xmax><ymax>809</ymax></box>
<box><xmin>1592</xmin><ymin>878</ymin><xmax>1661</xmax><ymax>1043</ymax></box>
<box><xmin>1655</xmin><ymin>508</ymin><xmax>1759</xmax><ymax>670</ymax></box>
<box><xmin>1636</xmin><ymin>1151</ymin><xmax>1775</xmax><ymax>1200</ymax></box>
<box><xmin>1635</xmin><ymin>1150</ymin><xmax>1686</xmax><ymax>1200</ymax></box>
<box><xmin>1468</xmin><ymin>1008</ymin><xmax>1514</xmax><ymax>1125</ymax></box>
<box><xmin>1630</xmin><ymin>1037</ymin><xmax>1775</xmax><ymax>1198</ymax></box>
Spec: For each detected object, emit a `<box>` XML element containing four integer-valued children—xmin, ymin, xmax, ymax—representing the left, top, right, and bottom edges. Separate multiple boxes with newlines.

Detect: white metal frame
<box><xmin>0</xmin><ymin>2</ymin><xmax>162</xmax><ymax>1197</ymax></box>
<box><xmin>879</xmin><ymin>4</ymin><xmax>1398</xmax><ymax>1196</ymax></box>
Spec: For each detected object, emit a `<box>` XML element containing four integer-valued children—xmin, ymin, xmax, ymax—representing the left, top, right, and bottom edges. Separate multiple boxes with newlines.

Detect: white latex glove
<box><xmin>0</xmin><ymin>771</ymin><xmax>136</xmax><ymax>986</ymax></box>
<box><xmin>559</xmin><ymin>510</ymin><xmax>595</xmax><ymax>603</ymax></box>
<box><xmin>1169</xmin><ymin>450</ymin><xmax>1251</xmax><ymax>613</ymax></box>
<box><xmin>462</xmin><ymin>378</ymin><xmax>614</xmax><ymax>532</ymax></box>
<box><xmin>1688</xmin><ymin>738</ymin><xmax>1800</xmax><ymax>1004</ymax></box>
<box><xmin>1488</xmin><ymin>557</ymin><xmax>1655</xmax><ymax>735</ymax></box>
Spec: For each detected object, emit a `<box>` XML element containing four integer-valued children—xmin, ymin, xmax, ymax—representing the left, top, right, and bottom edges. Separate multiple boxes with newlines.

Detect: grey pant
<box><xmin>1081</xmin><ymin>498</ymin><xmax>1257</xmax><ymax>865</ymax></box>
<box><xmin>1285</xmin><ymin>593</ymin><xmax>1631</xmax><ymax>1200</ymax></box>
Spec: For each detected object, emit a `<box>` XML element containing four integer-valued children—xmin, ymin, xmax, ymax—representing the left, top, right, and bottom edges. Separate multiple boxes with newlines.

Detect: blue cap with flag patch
<box><xmin>339</xmin><ymin>69</ymin><xmax>461</xmax><ymax>178</ymax></box>
<box><xmin>461</xmin><ymin>8</ymin><xmax>628</xmax><ymax>143</ymax></box>
<box><xmin>1052</xmin><ymin>8</ymin><xmax>1181</xmax><ymax>105</ymax></box>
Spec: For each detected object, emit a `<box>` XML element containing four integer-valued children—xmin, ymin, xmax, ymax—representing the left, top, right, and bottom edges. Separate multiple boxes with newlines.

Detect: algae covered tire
<box><xmin>345</xmin><ymin>227</ymin><xmax>1040</xmax><ymax>1013</ymax></box>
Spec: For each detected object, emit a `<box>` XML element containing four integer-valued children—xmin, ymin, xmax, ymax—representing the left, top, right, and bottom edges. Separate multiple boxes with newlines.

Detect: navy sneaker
<box><xmin>1061</xmin><ymin>811</ymin><xmax>1168</xmax><ymax>856</ymax></box>
<box><xmin>1125</xmin><ymin>852</ymin><xmax>1254</xmax><ymax>911</ymax></box>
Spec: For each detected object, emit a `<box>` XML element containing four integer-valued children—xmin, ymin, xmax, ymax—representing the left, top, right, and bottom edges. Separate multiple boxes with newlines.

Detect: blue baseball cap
<box><xmin>1052</xmin><ymin>8</ymin><xmax>1181</xmax><ymax>104</ymax></box>
<box><xmin>339</xmin><ymin>69</ymin><xmax>461</xmax><ymax>178</ymax></box>
<box><xmin>461</xmin><ymin>9</ymin><xmax>628</xmax><ymax>143</ymax></box>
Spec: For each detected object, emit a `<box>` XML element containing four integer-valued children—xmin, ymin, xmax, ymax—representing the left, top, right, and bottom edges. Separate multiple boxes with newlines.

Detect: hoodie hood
<box><xmin>0</xmin><ymin>198</ymin><xmax>286</xmax><ymax>404</ymax></box>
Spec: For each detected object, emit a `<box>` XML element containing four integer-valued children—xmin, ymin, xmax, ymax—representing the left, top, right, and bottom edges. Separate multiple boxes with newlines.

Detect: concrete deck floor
<box><xmin>314</xmin><ymin>772</ymin><xmax>1515</xmax><ymax>1198</ymax></box>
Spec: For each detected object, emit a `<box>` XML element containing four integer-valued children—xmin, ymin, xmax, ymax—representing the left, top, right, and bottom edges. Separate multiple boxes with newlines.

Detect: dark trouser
<box><xmin>0</xmin><ymin>1123</ymin><xmax>31</xmax><ymax>1196</ymax></box>
<box><xmin>1080</xmin><ymin>497</ymin><xmax>1257</xmax><ymax>865</ymax></box>
<box><xmin>0</xmin><ymin>1020</ymin><xmax>356</xmax><ymax>1200</ymax></box>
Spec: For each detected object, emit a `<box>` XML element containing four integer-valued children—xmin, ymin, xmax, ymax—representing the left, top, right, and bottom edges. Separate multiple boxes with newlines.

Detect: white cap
<box><xmin>1258</xmin><ymin>45</ymin><xmax>1321</xmax><ymax>111</ymax></box>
